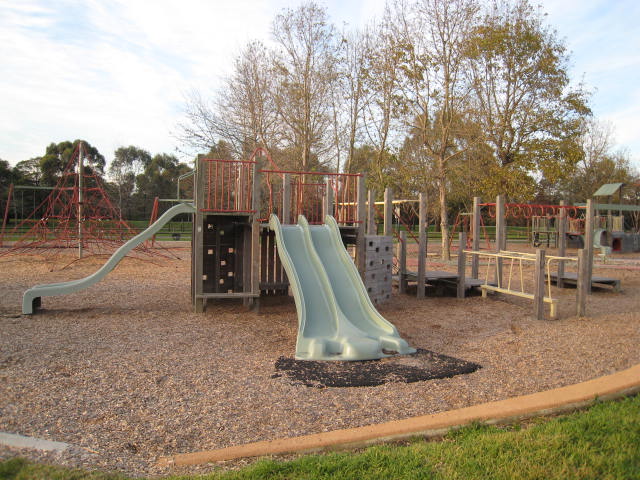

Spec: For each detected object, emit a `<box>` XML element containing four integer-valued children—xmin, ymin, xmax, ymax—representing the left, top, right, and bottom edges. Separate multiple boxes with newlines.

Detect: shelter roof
<box><xmin>593</xmin><ymin>183</ymin><xmax>624</xmax><ymax>196</ymax></box>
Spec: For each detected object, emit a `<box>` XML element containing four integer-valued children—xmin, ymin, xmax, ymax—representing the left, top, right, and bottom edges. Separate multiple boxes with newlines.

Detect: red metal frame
<box><xmin>480</xmin><ymin>202</ymin><xmax>585</xmax><ymax>220</ymax></box>
<box><xmin>198</xmin><ymin>147</ymin><xmax>363</xmax><ymax>224</ymax></box>
<box><xmin>258</xmin><ymin>169</ymin><xmax>362</xmax><ymax>224</ymax></box>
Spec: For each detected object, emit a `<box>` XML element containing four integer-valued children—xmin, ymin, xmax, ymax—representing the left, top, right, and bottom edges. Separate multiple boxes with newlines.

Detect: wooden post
<box><xmin>584</xmin><ymin>199</ymin><xmax>595</xmax><ymax>295</ymax></box>
<box><xmin>398</xmin><ymin>230</ymin><xmax>407</xmax><ymax>294</ymax></box>
<box><xmin>471</xmin><ymin>196</ymin><xmax>481</xmax><ymax>279</ymax></box>
<box><xmin>576</xmin><ymin>248</ymin><xmax>588</xmax><ymax>317</ymax></box>
<box><xmin>356</xmin><ymin>175</ymin><xmax>366</xmax><ymax>277</ymax></box>
<box><xmin>417</xmin><ymin>193</ymin><xmax>427</xmax><ymax>299</ymax></box>
<box><xmin>367</xmin><ymin>189</ymin><xmax>376</xmax><ymax>235</ymax></box>
<box><xmin>495</xmin><ymin>195</ymin><xmax>506</xmax><ymax>287</ymax></box>
<box><xmin>533</xmin><ymin>248</ymin><xmax>546</xmax><ymax>320</ymax></box>
<box><xmin>384</xmin><ymin>187</ymin><xmax>393</xmax><ymax>237</ymax></box>
<box><xmin>323</xmin><ymin>176</ymin><xmax>333</xmax><ymax>221</ymax></box>
<box><xmin>557</xmin><ymin>200</ymin><xmax>567</xmax><ymax>288</ymax></box>
<box><xmin>193</xmin><ymin>158</ymin><xmax>205</xmax><ymax>313</ymax></box>
<box><xmin>457</xmin><ymin>231</ymin><xmax>466</xmax><ymax>299</ymax></box>
<box><xmin>250</xmin><ymin>162</ymin><xmax>262</xmax><ymax>309</ymax></box>
<box><xmin>282</xmin><ymin>173</ymin><xmax>291</xmax><ymax>224</ymax></box>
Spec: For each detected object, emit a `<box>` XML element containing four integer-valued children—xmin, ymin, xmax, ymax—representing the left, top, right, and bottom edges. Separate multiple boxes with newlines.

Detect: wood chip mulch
<box><xmin>0</xmin><ymin>245</ymin><xmax>639</xmax><ymax>477</ymax></box>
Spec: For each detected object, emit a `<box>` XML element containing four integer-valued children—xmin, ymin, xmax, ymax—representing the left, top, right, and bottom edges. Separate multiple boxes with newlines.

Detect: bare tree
<box><xmin>271</xmin><ymin>2</ymin><xmax>340</xmax><ymax>170</ymax></box>
<box><xmin>361</xmin><ymin>13</ymin><xmax>404</xmax><ymax>186</ymax></box>
<box><xmin>560</xmin><ymin>118</ymin><xmax>637</xmax><ymax>204</ymax></box>
<box><xmin>176</xmin><ymin>41</ymin><xmax>279</xmax><ymax>158</ymax></box>
<box><xmin>337</xmin><ymin>28</ymin><xmax>370</xmax><ymax>173</ymax></box>
<box><xmin>394</xmin><ymin>0</ymin><xmax>480</xmax><ymax>259</ymax></box>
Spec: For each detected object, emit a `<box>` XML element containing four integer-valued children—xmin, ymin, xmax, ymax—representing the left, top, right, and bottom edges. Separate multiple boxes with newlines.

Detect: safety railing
<box><xmin>199</xmin><ymin>158</ymin><xmax>256</xmax><ymax>214</ymax></box>
<box><xmin>259</xmin><ymin>170</ymin><xmax>362</xmax><ymax>225</ymax></box>
<box><xmin>464</xmin><ymin>249</ymin><xmax>577</xmax><ymax>320</ymax></box>
<box><xmin>197</xmin><ymin>154</ymin><xmax>363</xmax><ymax>225</ymax></box>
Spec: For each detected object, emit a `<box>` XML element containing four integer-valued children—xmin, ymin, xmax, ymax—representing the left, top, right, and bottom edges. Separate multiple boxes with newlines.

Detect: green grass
<box><xmin>2</xmin><ymin>395</ymin><xmax>639</xmax><ymax>480</ymax></box>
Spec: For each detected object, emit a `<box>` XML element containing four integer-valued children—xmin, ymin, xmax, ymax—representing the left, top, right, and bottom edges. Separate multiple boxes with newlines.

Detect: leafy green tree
<box><xmin>134</xmin><ymin>154</ymin><xmax>191</xmax><ymax>219</ymax></box>
<box><xmin>13</xmin><ymin>158</ymin><xmax>42</xmax><ymax>185</ymax></box>
<box><xmin>108</xmin><ymin>146</ymin><xmax>152</xmax><ymax>218</ymax></box>
<box><xmin>39</xmin><ymin>140</ymin><xmax>105</xmax><ymax>186</ymax></box>
<box><xmin>0</xmin><ymin>160</ymin><xmax>15</xmax><ymax>208</ymax></box>
<box><xmin>466</xmin><ymin>0</ymin><xmax>589</xmax><ymax>192</ymax></box>
<box><xmin>0</xmin><ymin>160</ymin><xmax>13</xmax><ymax>188</ymax></box>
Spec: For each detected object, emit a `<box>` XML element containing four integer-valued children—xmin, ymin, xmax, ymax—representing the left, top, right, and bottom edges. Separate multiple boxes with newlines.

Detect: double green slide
<box><xmin>270</xmin><ymin>214</ymin><xmax>415</xmax><ymax>361</ymax></box>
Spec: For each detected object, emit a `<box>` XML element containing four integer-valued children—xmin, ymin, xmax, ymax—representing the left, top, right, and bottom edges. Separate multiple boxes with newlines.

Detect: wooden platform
<box><xmin>549</xmin><ymin>272</ymin><xmax>621</xmax><ymax>292</ymax></box>
<box><xmin>400</xmin><ymin>271</ymin><xmax>491</xmax><ymax>291</ymax></box>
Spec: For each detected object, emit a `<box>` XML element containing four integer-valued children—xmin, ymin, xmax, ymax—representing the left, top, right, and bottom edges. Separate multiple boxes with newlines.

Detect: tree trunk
<box><xmin>438</xmin><ymin>156</ymin><xmax>450</xmax><ymax>261</ymax></box>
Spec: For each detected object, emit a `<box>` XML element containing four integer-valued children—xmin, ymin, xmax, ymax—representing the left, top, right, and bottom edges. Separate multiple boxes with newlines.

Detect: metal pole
<box><xmin>77</xmin><ymin>142</ymin><xmax>84</xmax><ymax>259</ymax></box>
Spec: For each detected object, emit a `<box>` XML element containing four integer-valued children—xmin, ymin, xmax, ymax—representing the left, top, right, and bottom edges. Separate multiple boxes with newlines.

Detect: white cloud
<box><xmin>0</xmin><ymin>0</ymin><xmax>290</xmax><ymax>165</ymax></box>
<box><xmin>1</xmin><ymin>0</ymin><xmax>639</xmax><ymax>169</ymax></box>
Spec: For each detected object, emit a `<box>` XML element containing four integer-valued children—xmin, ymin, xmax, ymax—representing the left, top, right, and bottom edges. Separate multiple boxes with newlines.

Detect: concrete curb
<box><xmin>158</xmin><ymin>364</ymin><xmax>640</xmax><ymax>467</ymax></box>
<box><xmin>0</xmin><ymin>432</ymin><xmax>70</xmax><ymax>453</ymax></box>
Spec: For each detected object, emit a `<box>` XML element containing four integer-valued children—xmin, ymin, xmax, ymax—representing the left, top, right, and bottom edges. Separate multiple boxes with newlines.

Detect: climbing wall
<box><xmin>201</xmin><ymin>215</ymin><xmax>249</xmax><ymax>294</ymax></box>
<box><xmin>364</xmin><ymin>235</ymin><xmax>393</xmax><ymax>304</ymax></box>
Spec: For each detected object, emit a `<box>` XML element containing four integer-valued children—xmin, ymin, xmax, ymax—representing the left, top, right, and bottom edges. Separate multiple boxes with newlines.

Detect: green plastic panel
<box><xmin>269</xmin><ymin>214</ymin><xmax>415</xmax><ymax>361</ymax></box>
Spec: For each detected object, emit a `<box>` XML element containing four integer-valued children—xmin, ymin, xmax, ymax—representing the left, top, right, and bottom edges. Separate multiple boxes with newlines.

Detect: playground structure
<box><xmin>387</xmin><ymin>193</ymin><xmax>622</xmax><ymax>320</ymax></box>
<box><xmin>21</xmin><ymin>148</ymin><xmax>413</xmax><ymax>361</ymax></box>
<box><xmin>15</xmin><ymin>143</ymin><xmax>631</xmax><ymax>343</ymax></box>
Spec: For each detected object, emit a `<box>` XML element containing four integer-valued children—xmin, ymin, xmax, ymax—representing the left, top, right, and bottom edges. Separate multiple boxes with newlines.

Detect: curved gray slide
<box><xmin>22</xmin><ymin>202</ymin><xmax>195</xmax><ymax>314</ymax></box>
<box><xmin>269</xmin><ymin>214</ymin><xmax>414</xmax><ymax>361</ymax></box>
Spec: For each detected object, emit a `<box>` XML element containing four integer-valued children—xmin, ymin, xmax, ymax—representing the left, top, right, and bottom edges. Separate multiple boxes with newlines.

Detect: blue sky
<box><xmin>1</xmin><ymin>0</ymin><xmax>639</xmax><ymax>169</ymax></box>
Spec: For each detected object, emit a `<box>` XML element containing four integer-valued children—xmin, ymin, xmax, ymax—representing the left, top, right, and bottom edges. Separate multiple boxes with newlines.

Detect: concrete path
<box><xmin>158</xmin><ymin>363</ymin><xmax>640</xmax><ymax>467</ymax></box>
<box><xmin>0</xmin><ymin>432</ymin><xmax>69</xmax><ymax>453</ymax></box>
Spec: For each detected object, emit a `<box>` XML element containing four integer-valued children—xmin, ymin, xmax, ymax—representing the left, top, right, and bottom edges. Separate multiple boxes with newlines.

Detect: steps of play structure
<box><xmin>269</xmin><ymin>214</ymin><xmax>415</xmax><ymax>361</ymax></box>
<box><xmin>549</xmin><ymin>272</ymin><xmax>621</xmax><ymax>292</ymax></box>
<box><xmin>22</xmin><ymin>203</ymin><xmax>197</xmax><ymax>314</ymax></box>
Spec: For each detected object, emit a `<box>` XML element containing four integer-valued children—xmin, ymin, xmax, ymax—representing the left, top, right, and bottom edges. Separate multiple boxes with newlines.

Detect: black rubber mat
<box><xmin>273</xmin><ymin>348</ymin><xmax>481</xmax><ymax>388</ymax></box>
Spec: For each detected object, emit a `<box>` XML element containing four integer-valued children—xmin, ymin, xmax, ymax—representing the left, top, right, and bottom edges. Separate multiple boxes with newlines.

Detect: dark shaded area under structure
<box><xmin>397</xmin><ymin>271</ymin><xmax>490</xmax><ymax>296</ymax></box>
<box><xmin>549</xmin><ymin>273</ymin><xmax>621</xmax><ymax>292</ymax></box>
